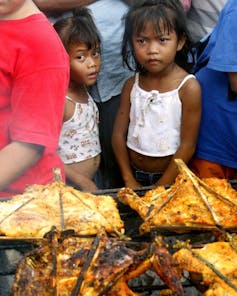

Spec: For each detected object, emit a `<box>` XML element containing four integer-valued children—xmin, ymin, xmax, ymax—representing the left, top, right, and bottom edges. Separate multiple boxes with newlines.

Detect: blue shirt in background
<box><xmin>194</xmin><ymin>0</ymin><xmax>237</xmax><ymax>168</ymax></box>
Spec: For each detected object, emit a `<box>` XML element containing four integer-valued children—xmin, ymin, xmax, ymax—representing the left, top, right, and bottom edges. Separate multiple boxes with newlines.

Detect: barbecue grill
<box><xmin>0</xmin><ymin>186</ymin><xmax>219</xmax><ymax>296</ymax></box>
<box><xmin>1</xmin><ymin>180</ymin><xmax>237</xmax><ymax>296</ymax></box>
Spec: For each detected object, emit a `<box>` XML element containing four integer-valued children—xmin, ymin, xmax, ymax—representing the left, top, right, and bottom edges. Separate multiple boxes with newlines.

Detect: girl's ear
<box><xmin>177</xmin><ymin>35</ymin><xmax>186</xmax><ymax>51</ymax></box>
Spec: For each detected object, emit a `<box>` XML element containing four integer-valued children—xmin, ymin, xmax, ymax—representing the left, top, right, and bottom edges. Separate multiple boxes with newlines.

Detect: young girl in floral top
<box><xmin>54</xmin><ymin>7</ymin><xmax>101</xmax><ymax>192</ymax></box>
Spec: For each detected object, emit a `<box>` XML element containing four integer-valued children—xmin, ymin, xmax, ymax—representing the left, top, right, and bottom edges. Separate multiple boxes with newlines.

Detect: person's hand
<box><xmin>125</xmin><ymin>179</ymin><xmax>143</xmax><ymax>189</ymax></box>
<box><xmin>80</xmin><ymin>179</ymin><xmax>98</xmax><ymax>192</ymax></box>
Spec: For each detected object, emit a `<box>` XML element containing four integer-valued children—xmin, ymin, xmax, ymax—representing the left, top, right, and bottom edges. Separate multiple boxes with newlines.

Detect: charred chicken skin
<box><xmin>13</xmin><ymin>230</ymin><xmax>184</xmax><ymax>296</ymax></box>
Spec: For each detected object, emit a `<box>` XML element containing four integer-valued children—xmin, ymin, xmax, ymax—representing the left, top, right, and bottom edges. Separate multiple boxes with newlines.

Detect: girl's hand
<box><xmin>125</xmin><ymin>179</ymin><xmax>143</xmax><ymax>189</ymax></box>
<box><xmin>79</xmin><ymin>179</ymin><xmax>98</xmax><ymax>192</ymax></box>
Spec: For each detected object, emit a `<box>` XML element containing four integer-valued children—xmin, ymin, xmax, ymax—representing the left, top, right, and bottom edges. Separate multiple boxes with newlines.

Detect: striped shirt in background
<box><xmin>187</xmin><ymin>0</ymin><xmax>227</xmax><ymax>43</ymax></box>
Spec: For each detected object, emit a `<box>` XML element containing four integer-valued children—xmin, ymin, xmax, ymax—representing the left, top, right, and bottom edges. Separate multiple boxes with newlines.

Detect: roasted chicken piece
<box><xmin>13</xmin><ymin>230</ymin><xmax>184</xmax><ymax>296</ymax></box>
<box><xmin>173</xmin><ymin>239</ymin><xmax>237</xmax><ymax>295</ymax></box>
<box><xmin>118</xmin><ymin>159</ymin><xmax>237</xmax><ymax>234</ymax></box>
<box><xmin>117</xmin><ymin>186</ymin><xmax>168</xmax><ymax>220</ymax></box>
<box><xmin>0</xmin><ymin>178</ymin><xmax>124</xmax><ymax>238</ymax></box>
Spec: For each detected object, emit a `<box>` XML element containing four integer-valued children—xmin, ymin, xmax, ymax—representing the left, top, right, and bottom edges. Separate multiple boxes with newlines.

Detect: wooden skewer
<box><xmin>174</xmin><ymin>159</ymin><xmax>221</xmax><ymax>227</ymax></box>
<box><xmin>144</xmin><ymin>187</ymin><xmax>178</xmax><ymax>222</ymax></box>
<box><xmin>175</xmin><ymin>159</ymin><xmax>237</xmax><ymax>207</ymax></box>
<box><xmin>0</xmin><ymin>196</ymin><xmax>36</xmax><ymax>225</ymax></box>
<box><xmin>174</xmin><ymin>240</ymin><xmax>237</xmax><ymax>294</ymax></box>
<box><xmin>70</xmin><ymin>189</ymin><xmax>124</xmax><ymax>238</ymax></box>
<box><xmin>71</xmin><ymin>235</ymin><xmax>101</xmax><ymax>296</ymax></box>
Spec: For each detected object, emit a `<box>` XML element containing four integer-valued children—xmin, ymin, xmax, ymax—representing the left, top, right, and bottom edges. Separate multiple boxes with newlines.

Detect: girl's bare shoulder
<box><xmin>123</xmin><ymin>75</ymin><xmax>136</xmax><ymax>89</ymax></box>
<box><xmin>175</xmin><ymin>66</ymin><xmax>200</xmax><ymax>92</ymax></box>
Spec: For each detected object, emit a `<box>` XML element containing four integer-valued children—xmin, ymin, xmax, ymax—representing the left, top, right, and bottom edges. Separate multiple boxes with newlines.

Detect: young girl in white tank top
<box><xmin>112</xmin><ymin>0</ymin><xmax>202</xmax><ymax>188</ymax></box>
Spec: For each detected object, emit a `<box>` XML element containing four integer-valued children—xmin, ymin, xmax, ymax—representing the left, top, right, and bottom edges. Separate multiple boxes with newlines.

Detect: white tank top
<box><xmin>126</xmin><ymin>73</ymin><xmax>195</xmax><ymax>157</ymax></box>
<box><xmin>58</xmin><ymin>94</ymin><xmax>101</xmax><ymax>164</ymax></box>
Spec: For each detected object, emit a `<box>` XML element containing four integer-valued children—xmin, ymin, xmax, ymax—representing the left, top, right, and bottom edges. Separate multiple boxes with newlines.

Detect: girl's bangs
<box><xmin>132</xmin><ymin>6</ymin><xmax>174</xmax><ymax>36</ymax></box>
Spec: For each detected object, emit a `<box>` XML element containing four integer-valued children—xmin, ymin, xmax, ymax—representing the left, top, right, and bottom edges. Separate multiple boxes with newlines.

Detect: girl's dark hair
<box><xmin>53</xmin><ymin>7</ymin><xmax>100</xmax><ymax>52</ymax></box>
<box><xmin>122</xmin><ymin>0</ymin><xmax>193</xmax><ymax>73</ymax></box>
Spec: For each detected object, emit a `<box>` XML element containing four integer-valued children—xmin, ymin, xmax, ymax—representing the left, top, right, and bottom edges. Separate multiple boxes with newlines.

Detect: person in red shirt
<box><xmin>0</xmin><ymin>0</ymin><xmax>69</xmax><ymax>197</ymax></box>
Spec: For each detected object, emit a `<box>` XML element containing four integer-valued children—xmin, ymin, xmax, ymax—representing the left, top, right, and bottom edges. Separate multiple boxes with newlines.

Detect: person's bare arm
<box><xmin>64</xmin><ymin>165</ymin><xmax>98</xmax><ymax>192</ymax></box>
<box><xmin>228</xmin><ymin>72</ymin><xmax>237</xmax><ymax>94</ymax></box>
<box><xmin>34</xmin><ymin>0</ymin><xmax>96</xmax><ymax>12</ymax></box>
<box><xmin>0</xmin><ymin>142</ymin><xmax>44</xmax><ymax>191</ymax></box>
<box><xmin>112</xmin><ymin>78</ymin><xmax>142</xmax><ymax>189</ymax></box>
<box><xmin>156</xmin><ymin>77</ymin><xmax>202</xmax><ymax>186</ymax></box>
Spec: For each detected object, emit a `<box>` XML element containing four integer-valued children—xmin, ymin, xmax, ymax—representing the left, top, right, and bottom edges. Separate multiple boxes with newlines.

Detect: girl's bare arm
<box><xmin>64</xmin><ymin>165</ymin><xmax>98</xmax><ymax>192</ymax></box>
<box><xmin>112</xmin><ymin>78</ymin><xmax>142</xmax><ymax>189</ymax></box>
<box><xmin>0</xmin><ymin>142</ymin><xmax>44</xmax><ymax>191</ymax></box>
<box><xmin>156</xmin><ymin>77</ymin><xmax>202</xmax><ymax>186</ymax></box>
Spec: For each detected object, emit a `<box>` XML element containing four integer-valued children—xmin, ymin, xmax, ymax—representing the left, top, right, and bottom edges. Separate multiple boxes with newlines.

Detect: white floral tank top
<box><xmin>58</xmin><ymin>94</ymin><xmax>101</xmax><ymax>164</ymax></box>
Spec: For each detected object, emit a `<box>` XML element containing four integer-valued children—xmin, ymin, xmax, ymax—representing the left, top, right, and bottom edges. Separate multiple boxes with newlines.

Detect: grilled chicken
<box><xmin>173</xmin><ymin>239</ymin><xmax>237</xmax><ymax>295</ymax></box>
<box><xmin>0</xmin><ymin>181</ymin><xmax>124</xmax><ymax>238</ymax></box>
<box><xmin>118</xmin><ymin>159</ymin><xmax>237</xmax><ymax>234</ymax></box>
<box><xmin>13</xmin><ymin>231</ymin><xmax>184</xmax><ymax>296</ymax></box>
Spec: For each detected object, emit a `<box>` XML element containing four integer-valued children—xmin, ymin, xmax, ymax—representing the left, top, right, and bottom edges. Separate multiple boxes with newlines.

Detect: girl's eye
<box><xmin>77</xmin><ymin>55</ymin><xmax>85</xmax><ymax>61</ymax></box>
<box><xmin>93</xmin><ymin>50</ymin><xmax>101</xmax><ymax>57</ymax></box>
<box><xmin>159</xmin><ymin>37</ymin><xmax>168</xmax><ymax>43</ymax></box>
<box><xmin>137</xmin><ymin>38</ymin><xmax>146</xmax><ymax>44</ymax></box>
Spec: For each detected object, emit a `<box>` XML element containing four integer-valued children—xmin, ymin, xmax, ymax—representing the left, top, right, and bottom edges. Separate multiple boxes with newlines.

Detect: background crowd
<box><xmin>1</xmin><ymin>0</ymin><xmax>236</xmax><ymax>197</ymax></box>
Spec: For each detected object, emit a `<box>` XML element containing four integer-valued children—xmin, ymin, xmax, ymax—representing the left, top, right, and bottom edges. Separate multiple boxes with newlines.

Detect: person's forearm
<box><xmin>156</xmin><ymin>143</ymin><xmax>195</xmax><ymax>186</ymax></box>
<box><xmin>112</xmin><ymin>135</ymin><xmax>135</xmax><ymax>185</ymax></box>
<box><xmin>64</xmin><ymin>165</ymin><xmax>98</xmax><ymax>192</ymax></box>
<box><xmin>34</xmin><ymin>0</ymin><xmax>96</xmax><ymax>12</ymax></box>
<box><xmin>0</xmin><ymin>142</ymin><xmax>43</xmax><ymax>191</ymax></box>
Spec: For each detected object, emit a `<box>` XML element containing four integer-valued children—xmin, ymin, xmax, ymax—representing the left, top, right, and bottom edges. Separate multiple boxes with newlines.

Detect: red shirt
<box><xmin>0</xmin><ymin>13</ymin><xmax>69</xmax><ymax>196</ymax></box>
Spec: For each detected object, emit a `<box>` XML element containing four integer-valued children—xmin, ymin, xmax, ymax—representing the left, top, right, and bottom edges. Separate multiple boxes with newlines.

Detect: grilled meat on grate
<box><xmin>12</xmin><ymin>230</ymin><xmax>184</xmax><ymax>296</ymax></box>
<box><xmin>0</xmin><ymin>179</ymin><xmax>124</xmax><ymax>238</ymax></box>
<box><xmin>118</xmin><ymin>159</ymin><xmax>237</xmax><ymax>234</ymax></box>
<box><xmin>173</xmin><ymin>238</ymin><xmax>237</xmax><ymax>295</ymax></box>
